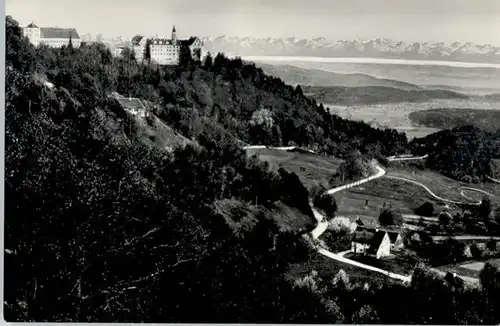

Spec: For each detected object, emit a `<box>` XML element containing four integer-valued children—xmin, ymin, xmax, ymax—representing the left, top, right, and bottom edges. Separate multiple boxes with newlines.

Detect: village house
<box><xmin>23</xmin><ymin>22</ymin><xmax>81</xmax><ymax>48</ymax></box>
<box><xmin>351</xmin><ymin>229</ymin><xmax>391</xmax><ymax>259</ymax></box>
<box><xmin>387</xmin><ymin>231</ymin><xmax>405</xmax><ymax>252</ymax></box>
<box><xmin>131</xmin><ymin>25</ymin><xmax>204</xmax><ymax>65</ymax></box>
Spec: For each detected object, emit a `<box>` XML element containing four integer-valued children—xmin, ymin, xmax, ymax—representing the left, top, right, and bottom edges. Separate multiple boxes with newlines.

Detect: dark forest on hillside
<box><xmin>410</xmin><ymin>125</ymin><xmax>500</xmax><ymax>181</ymax></box>
<box><xmin>5</xmin><ymin>15</ymin><xmax>500</xmax><ymax>324</ymax></box>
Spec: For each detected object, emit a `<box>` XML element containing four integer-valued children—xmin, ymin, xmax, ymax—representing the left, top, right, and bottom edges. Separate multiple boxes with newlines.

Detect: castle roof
<box><xmin>131</xmin><ymin>35</ymin><xmax>144</xmax><ymax>45</ymax></box>
<box><xmin>150</xmin><ymin>38</ymin><xmax>174</xmax><ymax>45</ymax></box>
<box><xmin>180</xmin><ymin>37</ymin><xmax>199</xmax><ymax>46</ymax></box>
<box><xmin>148</xmin><ymin>36</ymin><xmax>202</xmax><ymax>47</ymax></box>
<box><xmin>26</xmin><ymin>22</ymin><xmax>38</xmax><ymax>28</ymax></box>
<box><xmin>39</xmin><ymin>27</ymin><xmax>80</xmax><ymax>39</ymax></box>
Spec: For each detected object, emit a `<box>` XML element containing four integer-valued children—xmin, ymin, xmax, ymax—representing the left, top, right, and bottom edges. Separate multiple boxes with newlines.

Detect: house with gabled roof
<box><xmin>351</xmin><ymin>229</ymin><xmax>391</xmax><ymax>259</ymax></box>
<box><xmin>387</xmin><ymin>231</ymin><xmax>405</xmax><ymax>252</ymax></box>
<box><xmin>23</xmin><ymin>22</ymin><xmax>81</xmax><ymax>48</ymax></box>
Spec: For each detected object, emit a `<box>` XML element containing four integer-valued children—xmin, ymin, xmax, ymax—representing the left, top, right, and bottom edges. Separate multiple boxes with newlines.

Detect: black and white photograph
<box><xmin>4</xmin><ymin>0</ymin><xmax>500</xmax><ymax>323</ymax></box>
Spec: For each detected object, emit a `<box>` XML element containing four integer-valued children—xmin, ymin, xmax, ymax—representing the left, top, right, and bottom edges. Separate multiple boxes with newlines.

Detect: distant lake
<box><xmin>240</xmin><ymin>56</ymin><xmax>500</xmax><ymax>92</ymax></box>
<box><xmin>240</xmin><ymin>56</ymin><xmax>500</xmax><ymax>69</ymax></box>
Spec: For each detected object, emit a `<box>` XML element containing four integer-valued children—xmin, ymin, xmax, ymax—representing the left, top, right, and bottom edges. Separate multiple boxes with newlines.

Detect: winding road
<box><xmin>326</xmin><ymin>162</ymin><xmax>386</xmax><ymax>195</ymax></box>
<box><xmin>384</xmin><ymin>175</ymin><xmax>483</xmax><ymax>206</ymax></box>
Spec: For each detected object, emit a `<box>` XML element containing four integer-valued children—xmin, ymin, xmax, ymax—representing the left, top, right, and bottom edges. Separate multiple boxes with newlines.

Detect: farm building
<box><xmin>354</xmin><ymin>217</ymin><xmax>365</xmax><ymax>228</ymax></box>
<box><xmin>410</xmin><ymin>232</ymin><xmax>421</xmax><ymax>242</ymax></box>
<box><xmin>351</xmin><ymin>229</ymin><xmax>391</xmax><ymax>259</ymax></box>
<box><xmin>388</xmin><ymin>231</ymin><xmax>405</xmax><ymax>252</ymax></box>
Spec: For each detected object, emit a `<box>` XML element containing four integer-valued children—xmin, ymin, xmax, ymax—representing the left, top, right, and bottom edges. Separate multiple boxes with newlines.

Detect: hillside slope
<box><xmin>5</xmin><ymin>16</ymin><xmax>322</xmax><ymax>323</ymax></box>
<box><xmin>410</xmin><ymin>125</ymin><xmax>500</xmax><ymax>181</ymax></box>
<box><xmin>409</xmin><ymin>108</ymin><xmax>500</xmax><ymax>133</ymax></box>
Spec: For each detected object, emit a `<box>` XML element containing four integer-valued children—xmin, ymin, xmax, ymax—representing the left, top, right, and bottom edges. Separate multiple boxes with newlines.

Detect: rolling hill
<box><xmin>255</xmin><ymin>63</ymin><xmax>421</xmax><ymax>90</ymax></box>
<box><xmin>302</xmin><ymin>85</ymin><xmax>470</xmax><ymax>106</ymax></box>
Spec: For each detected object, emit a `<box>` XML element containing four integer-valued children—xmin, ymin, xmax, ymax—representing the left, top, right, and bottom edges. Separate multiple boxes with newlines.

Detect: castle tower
<box><xmin>171</xmin><ymin>25</ymin><xmax>177</xmax><ymax>45</ymax></box>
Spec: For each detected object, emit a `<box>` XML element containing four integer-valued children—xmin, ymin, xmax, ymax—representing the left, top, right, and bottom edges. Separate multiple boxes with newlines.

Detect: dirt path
<box><xmin>432</xmin><ymin>235</ymin><xmax>500</xmax><ymax>242</ymax></box>
<box><xmin>387</xmin><ymin>154</ymin><xmax>428</xmax><ymax>162</ymax></box>
<box><xmin>487</xmin><ymin>176</ymin><xmax>500</xmax><ymax>184</ymax></box>
<box><xmin>326</xmin><ymin>162</ymin><xmax>386</xmax><ymax>195</ymax></box>
<box><xmin>384</xmin><ymin>175</ymin><xmax>481</xmax><ymax>205</ymax></box>
<box><xmin>317</xmin><ymin>248</ymin><xmax>412</xmax><ymax>283</ymax></box>
<box><xmin>460</xmin><ymin>187</ymin><xmax>495</xmax><ymax>197</ymax></box>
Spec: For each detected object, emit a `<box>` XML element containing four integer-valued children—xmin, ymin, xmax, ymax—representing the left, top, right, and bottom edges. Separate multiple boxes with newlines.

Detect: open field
<box><xmin>334</xmin><ymin>177</ymin><xmax>441</xmax><ymax>218</ymax></box>
<box><xmin>386</xmin><ymin>166</ymin><xmax>500</xmax><ymax>206</ymax></box>
<box><xmin>435</xmin><ymin>258</ymin><xmax>500</xmax><ymax>279</ymax></box>
<box><xmin>461</xmin><ymin>262</ymin><xmax>486</xmax><ymax>271</ymax></box>
<box><xmin>245</xmin><ymin>148</ymin><xmax>343</xmax><ymax>190</ymax></box>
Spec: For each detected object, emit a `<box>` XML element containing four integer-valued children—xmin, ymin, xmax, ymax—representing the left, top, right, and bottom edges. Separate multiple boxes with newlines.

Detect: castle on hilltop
<box><xmin>131</xmin><ymin>25</ymin><xmax>204</xmax><ymax>65</ymax></box>
<box><xmin>23</xmin><ymin>22</ymin><xmax>81</xmax><ymax>48</ymax></box>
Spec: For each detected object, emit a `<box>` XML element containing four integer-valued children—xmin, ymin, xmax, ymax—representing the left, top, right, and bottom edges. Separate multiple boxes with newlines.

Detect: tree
<box><xmin>271</xmin><ymin>125</ymin><xmax>283</xmax><ymax>146</ymax></box>
<box><xmin>336</xmin><ymin>150</ymin><xmax>372</xmax><ymax>183</ymax></box>
<box><xmin>68</xmin><ymin>34</ymin><xmax>74</xmax><ymax>51</ymax></box>
<box><xmin>480</xmin><ymin>262</ymin><xmax>500</xmax><ymax>294</ymax></box>
<box><xmin>438</xmin><ymin>211</ymin><xmax>452</xmax><ymax>226</ymax></box>
<box><xmin>121</xmin><ymin>47</ymin><xmax>135</xmax><ymax>61</ymax></box>
<box><xmin>437</xmin><ymin>238</ymin><xmax>465</xmax><ymax>264</ymax></box>
<box><xmin>488</xmin><ymin>239</ymin><xmax>498</xmax><ymax>251</ymax></box>
<box><xmin>331</xmin><ymin>269</ymin><xmax>350</xmax><ymax>290</ymax></box>
<box><xmin>470</xmin><ymin>243</ymin><xmax>483</xmax><ymax>259</ymax></box>
<box><xmin>313</xmin><ymin>192</ymin><xmax>337</xmax><ymax>219</ymax></box>
<box><xmin>295</xmin><ymin>84</ymin><xmax>303</xmax><ymax>97</ymax></box>
<box><xmin>351</xmin><ymin>305</ymin><xmax>380</xmax><ymax>324</ymax></box>
<box><xmin>153</xmin><ymin>66</ymin><xmax>161</xmax><ymax>87</ymax></box>
<box><xmin>179</xmin><ymin>45</ymin><xmax>192</xmax><ymax>67</ymax></box>
<box><xmin>6</xmin><ymin>15</ymin><xmax>36</xmax><ymax>72</ymax></box>
<box><xmin>204</xmin><ymin>52</ymin><xmax>213</xmax><ymax>69</ymax></box>
<box><xmin>479</xmin><ymin>196</ymin><xmax>492</xmax><ymax>221</ymax></box>
<box><xmin>479</xmin><ymin>262</ymin><xmax>500</xmax><ymax>323</ymax></box>
<box><xmin>143</xmin><ymin>38</ymin><xmax>152</xmax><ymax>63</ymax></box>
<box><xmin>415</xmin><ymin>201</ymin><xmax>435</xmax><ymax>217</ymax></box>
<box><xmin>379</xmin><ymin>209</ymin><xmax>402</xmax><ymax>226</ymax></box>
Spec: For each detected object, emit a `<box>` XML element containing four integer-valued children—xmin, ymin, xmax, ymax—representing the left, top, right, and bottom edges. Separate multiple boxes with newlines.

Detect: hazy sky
<box><xmin>6</xmin><ymin>0</ymin><xmax>500</xmax><ymax>44</ymax></box>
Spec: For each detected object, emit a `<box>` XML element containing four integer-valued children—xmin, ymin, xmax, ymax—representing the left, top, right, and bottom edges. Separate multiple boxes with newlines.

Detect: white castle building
<box><xmin>131</xmin><ymin>26</ymin><xmax>203</xmax><ymax>65</ymax></box>
<box><xmin>23</xmin><ymin>22</ymin><xmax>81</xmax><ymax>48</ymax></box>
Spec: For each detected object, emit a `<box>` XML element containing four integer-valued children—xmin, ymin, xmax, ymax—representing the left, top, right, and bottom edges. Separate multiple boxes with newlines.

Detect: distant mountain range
<box><xmin>201</xmin><ymin>36</ymin><xmax>500</xmax><ymax>64</ymax></box>
<box><xmin>80</xmin><ymin>33</ymin><xmax>128</xmax><ymax>49</ymax></box>
<box><xmin>81</xmin><ymin>33</ymin><xmax>500</xmax><ymax>64</ymax></box>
